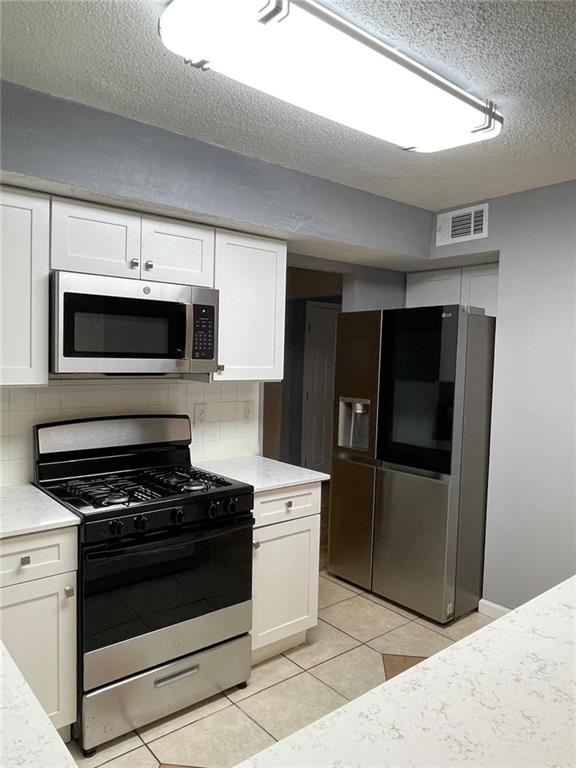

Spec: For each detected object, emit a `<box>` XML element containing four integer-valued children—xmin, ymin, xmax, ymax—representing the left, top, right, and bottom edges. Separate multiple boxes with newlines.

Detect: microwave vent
<box><xmin>436</xmin><ymin>203</ymin><xmax>489</xmax><ymax>246</ymax></box>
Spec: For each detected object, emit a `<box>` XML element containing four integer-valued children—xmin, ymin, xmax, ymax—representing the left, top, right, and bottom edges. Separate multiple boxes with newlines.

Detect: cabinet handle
<box><xmin>154</xmin><ymin>664</ymin><xmax>199</xmax><ymax>689</ymax></box>
<box><xmin>20</xmin><ymin>555</ymin><xmax>31</xmax><ymax>566</ymax></box>
<box><xmin>130</xmin><ymin>258</ymin><xmax>140</xmax><ymax>269</ymax></box>
<box><xmin>253</xmin><ymin>541</ymin><xmax>261</xmax><ymax>550</ymax></box>
<box><xmin>64</xmin><ymin>585</ymin><xmax>75</xmax><ymax>598</ymax></box>
<box><xmin>145</xmin><ymin>260</ymin><xmax>154</xmax><ymax>270</ymax></box>
<box><xmin>285</xmin><ymin>500</ymin><xmax>293</xmax><ymax>509</ymax></box>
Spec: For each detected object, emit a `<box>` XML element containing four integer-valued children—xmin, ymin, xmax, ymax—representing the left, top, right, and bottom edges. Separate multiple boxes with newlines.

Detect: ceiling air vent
<box><xmin>436</xmin><ymin>203</ymin><xmax>489</xmax><ymax>246</ymax></box>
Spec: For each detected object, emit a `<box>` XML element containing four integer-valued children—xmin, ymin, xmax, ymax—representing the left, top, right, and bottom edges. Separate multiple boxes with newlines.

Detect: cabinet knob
<box><xmin>253</xmin><ymin>541</ymin><xmax>261</xmax><ymax>550</ymax></box>
<box><xmin>130</xmin><ymin>258</ymin><xmax>140</xmax><ymax>268</ymax></box>
<box><xmin>20</xmin><ymin>555</ymin><xmax>31</xmax><ymax>566</ymax></box>
<box><xmin>285</xmin><ymin>500</ymin><xmax>293</xmax><ymax>509</ymax></box>
<box><xmin>145</xmin><ymin>260</ymin><xmax>154</xmax><ymax>270</ymax></box>
<box><xmin>64</xmin><ymin>585</ymin><xmax>75</xmax><ymax>598</ymax></box>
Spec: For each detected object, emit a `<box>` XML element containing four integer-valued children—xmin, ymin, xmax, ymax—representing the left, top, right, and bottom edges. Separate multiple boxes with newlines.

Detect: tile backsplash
<box><xmin>0</xmin><ymin>381</ymin><xmax>259</xmax><ymax>486</ymax></box>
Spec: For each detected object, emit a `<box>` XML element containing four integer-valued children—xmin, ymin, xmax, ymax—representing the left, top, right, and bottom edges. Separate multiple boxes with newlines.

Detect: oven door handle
<box><xmin>85</xmin><ymin>519</ymin><xmax>253</xmax><ymax>561</ymax></box>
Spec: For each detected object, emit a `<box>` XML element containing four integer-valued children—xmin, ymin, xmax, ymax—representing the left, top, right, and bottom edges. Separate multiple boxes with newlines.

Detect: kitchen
<box><xmin>0</xmin><ymin>1</ymin><xmax>575</xmax><ymax>767</ymax></box>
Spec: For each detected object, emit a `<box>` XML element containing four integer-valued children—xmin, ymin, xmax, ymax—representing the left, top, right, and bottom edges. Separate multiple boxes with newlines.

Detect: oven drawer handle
<box><xmin>153</xmin><ymin>664</ymin><xmax>200</xmax><ymax>689</ymax></box>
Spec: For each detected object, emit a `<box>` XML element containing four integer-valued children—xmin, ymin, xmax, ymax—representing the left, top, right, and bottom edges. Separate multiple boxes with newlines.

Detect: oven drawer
<box><xmin>0</xmin><ymin>527</ymin><xmax>77</xmax><ymax>587</ymax></box>
<box><xmin>82</xmin><ymin>634</ymin><xmax>250</xmax><ymax>750</ymax></box>
<box><xmin>253</xmin><ymin>483</ymin><xmax>321</xmax><ymax>528</ymax></box>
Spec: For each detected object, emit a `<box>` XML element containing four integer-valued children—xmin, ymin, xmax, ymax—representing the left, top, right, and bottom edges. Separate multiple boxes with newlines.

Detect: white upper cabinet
<box><xmin>0</xmin><ymin>188</ymin><xmax>50</xmax><ymax>385</ymax></box>
<box><xmin>406</xmin><ymin>263</ymin><xmax>498</xmax><ymax>317</ymax></box>
<box><xmin>51</xmin><ymin>198</ymin><xmax>142</xmax><ymax>279</ymax></box>
<box><xmin>140</xmin><ymin>216</ymin><xmax>214</xmax><ymax>286</ymax></box>
<box><xmin>214</xmin><ymin>229</ymin><xmax>287</xmax><ymax>381</ymax></box>
<box><xmin>405</xmin><ymin>268</ymin><xmax>462</xmax><ymax>308</ymax></box>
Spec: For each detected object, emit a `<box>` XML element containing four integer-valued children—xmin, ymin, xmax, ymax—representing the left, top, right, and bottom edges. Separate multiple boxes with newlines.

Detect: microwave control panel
<box><xmin>192</xmin><ymin>305</ymin><xmax>215</xmax><ymax>360</ymax></box>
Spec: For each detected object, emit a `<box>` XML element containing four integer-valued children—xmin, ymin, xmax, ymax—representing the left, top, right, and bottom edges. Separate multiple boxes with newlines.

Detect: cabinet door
<box><xmin>0</xmin><ymin>188</ymin><xmax>49</xmax><ymax>385</ymax></box>
<box><xmin>51</xmin><ymin>198</ymin><xmax>141</xmax><ymax>278</ymax></box>
<box><xmin>214</xmin><ymin>230</ymin><xmax>287</xmax><ymax>381</ymax></box>
<box><xmin>405</xmin><ymin>268</ymin><xmax>462</xmax><ymax>308</ymax></box>
<box><xmin>461</xmin><ymin>264</ymin><xmax>498</xmax><ymax>317</ymax></box>
<box><xmin>141</xmin><ymin>217</ymin><xmax>215</xmax><ymax>286</ymax></box>
<box><xmin>252</xmin><ymin>514</ymin><xmax>320</xmax><ymax>651</ymax></box>
<box><xmin>0</xmin><ymin>571</ymin><xmax>77</xmax><ymax>728</ymax></box>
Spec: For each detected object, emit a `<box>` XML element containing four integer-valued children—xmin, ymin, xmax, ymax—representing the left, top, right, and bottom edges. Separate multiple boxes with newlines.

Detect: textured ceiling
<box><xmin>1</xmin><ymin>0</ymin><xmax>575</xmax><ymax>211</ymax></box>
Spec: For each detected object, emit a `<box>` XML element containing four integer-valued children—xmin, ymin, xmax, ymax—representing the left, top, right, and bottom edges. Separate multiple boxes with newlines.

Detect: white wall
<box><xmin>0</xmin><ymin>381</ymin><xmax>259</xmax><ymax>486</ymax></box>
<box><xmin>478</xmin><ymin>183</ymin><xmax>576</xmax><ymax>609</ymax></box>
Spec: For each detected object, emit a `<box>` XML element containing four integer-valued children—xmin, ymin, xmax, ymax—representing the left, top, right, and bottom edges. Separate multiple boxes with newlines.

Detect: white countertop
<box><xmin>237</xmin><ymin>576</ymin><xmax>576</xmax><ymax>768</ymax></box>
<box><xmin>0</xmin><ymin>484</ymin><xmax>79</xmax><ymax>539</ymax></box>
<box><xmin>0</xmin><ymin>642</ymin><xmax>76</xmax><ymax>768</ymax></box>
<box><xmin>195</xmin><ymin>456</ymin><xmax>330</xmax><ymax>493</ymax></box>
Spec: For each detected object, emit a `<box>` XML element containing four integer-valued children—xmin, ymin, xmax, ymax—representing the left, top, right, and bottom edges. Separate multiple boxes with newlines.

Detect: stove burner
<box><xmin>182</xmin><ymin>481</ymin><xmax>206</xmax><ymax>492</ymax></box>
<box><xmin>104</xmin><ymin>492</ymin><xmax>130</xmax><ymax>505</ymax></box>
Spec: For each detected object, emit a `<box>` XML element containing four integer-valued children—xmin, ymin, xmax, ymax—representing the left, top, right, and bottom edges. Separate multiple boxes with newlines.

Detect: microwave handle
<box><xmin>184</xmin><ymin>304</ymin><xmax>194</xmax><ymax>360</ymax></box>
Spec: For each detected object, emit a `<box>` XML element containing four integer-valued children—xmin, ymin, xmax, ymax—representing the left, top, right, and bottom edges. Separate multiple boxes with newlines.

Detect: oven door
<box><xmin>82</xmin><ymin>517</ymin><xmax>253</xmax><ymax>690</ymax></box>
<box><xmin>51</xmin><ymin>271</ymin><xmax>193</xmax><ymax>374</ymax></box>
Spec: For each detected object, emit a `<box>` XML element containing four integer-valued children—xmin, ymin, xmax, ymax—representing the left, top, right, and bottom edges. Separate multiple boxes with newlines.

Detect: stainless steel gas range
<box><xmin>33</xmin><ymin>414</ymin><xmax>254</xmax><ymax>755</ymax></box>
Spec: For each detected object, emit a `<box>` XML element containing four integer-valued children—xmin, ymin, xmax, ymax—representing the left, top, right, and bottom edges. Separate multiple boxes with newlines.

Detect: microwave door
<box><xmin>51</xmin><ymin>271</ymin><xmax>191</xmax><ymax>374</ymax></box>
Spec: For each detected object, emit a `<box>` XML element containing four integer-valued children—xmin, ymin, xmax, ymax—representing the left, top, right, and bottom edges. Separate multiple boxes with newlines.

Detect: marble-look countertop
<box><xmin>195</xmin><ymin>456</ymin><xmax>330</xmax><ymax>493</ymax></box>
<box><xmin>0</xmin><ymin>642</ymin><xmax>76</xmax><ymax>768</ymax></box>
<box><xmin>237</xmin><ymin>576</ymin><xmax>576</xmax><ymax>767</ymax></box>
<box><xmin>0</xmin><ymin>484</ymin><xmax>79</xmax><ymax>539</ymax></box>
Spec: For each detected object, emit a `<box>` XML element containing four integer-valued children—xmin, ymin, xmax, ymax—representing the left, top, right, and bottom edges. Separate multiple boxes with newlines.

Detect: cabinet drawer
<box><xmin>253</xmin><ymin>483</ymin><xmax>321</xmax><ymax>528</ymax></box>
<box><xmin>0</xmin><ymin>528</ymin><xmax>77</xmax><ymax>587</ymax></box>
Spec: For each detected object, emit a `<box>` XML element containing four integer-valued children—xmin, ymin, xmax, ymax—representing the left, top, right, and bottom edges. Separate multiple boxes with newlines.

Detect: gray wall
<box><xmin>0</xmin><ymin>81</ymin><xmax>432</xmax><ymax>261</ymax></box>
<box><xmin>473</xmin><ymin>182</ymin><xmax>576</xmax><ymax>609</ymax></box>
<box><xmin>288</xmin><ymin>252</ymin><xmax>405</xmax><ymax>311</ymax></box>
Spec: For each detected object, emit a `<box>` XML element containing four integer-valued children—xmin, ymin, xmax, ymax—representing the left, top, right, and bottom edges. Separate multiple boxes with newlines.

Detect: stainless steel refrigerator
<box><xmin>328</xmin><ymin>306</ymin><xmax>495</xmax><ymax>623</ymax></box>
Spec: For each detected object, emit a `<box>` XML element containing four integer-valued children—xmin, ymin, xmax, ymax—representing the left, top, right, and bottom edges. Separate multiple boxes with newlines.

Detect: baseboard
<box><xmin>251</xmin><ymin>630</ymin><xmax>307</xmax><ymax>664</ymax></box>
<box><xmin>478</xmin><ymin>598</ymin><xmax>510</xmax><ymax>619</ymax></box>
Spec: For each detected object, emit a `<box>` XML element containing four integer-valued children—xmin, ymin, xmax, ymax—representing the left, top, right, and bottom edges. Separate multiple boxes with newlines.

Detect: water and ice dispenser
<box><xmin>338</xmin><ymin>398</ymin><xmax>371</xmax><ymax>451</ymax></box>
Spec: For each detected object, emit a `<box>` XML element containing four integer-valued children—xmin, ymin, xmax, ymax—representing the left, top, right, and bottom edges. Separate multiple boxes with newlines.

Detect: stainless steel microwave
<box><xmin>51</xmin><ymin>271</ymin><xmax>219</xmax><ymax>375</ymax></box>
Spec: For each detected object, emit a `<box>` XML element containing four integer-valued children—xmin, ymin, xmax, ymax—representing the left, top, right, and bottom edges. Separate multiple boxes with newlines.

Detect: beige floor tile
<box><xmin>226</xmin><ymin>654</ymin><xmax>302</xmax><ymax>702</ymax></box>
<box><xmin>147</xmin><ymin>706</ymin><xmax>274</xmax><ymax>768</ymax></box>
<box><xmin>382</xmin><ymin>654</ymin><xmax>426</xmax><ymax>680</ymax></box>
<box><xmin>417</xmin><ymin>611</ymin><xmax>494</xmax><ymax>641</ymax></box>
<box><xmin>319</xmin><ymin>570</ymin><xmax>364</xmax><ymax>594</ymax></box>
<box><xmin>99</xmin><ymin>746</ymin><xmax>159</xmax><ymax>768</ymax></box>
<box><xmin>308</xmin><ymin>645</ymin><xmax>386</xmax><ymax>700</ymax></box>
<box><xmin>362</xmin><ymin>592</ymin><xmax>419</xmax><ymax>620</ymax></box>
<box><xmin>283</xmin><ymin>619</ymin><xmax>360</xmax><ymax>669</ymax></box>
<box><xmin>319</xmin><ymin>595</ymin><xmax>409</xmax><ymax>642</ymax></box>
<box><xmin>68</xmin><ymin>732</ymin><xmax>143</xmax><ymax>768</ymax></box>
<box><xmin>318</xmin><ymin>576</ymin><xmax>358</xmax><ymax>609</ymax></box>
<box><xmin>237</xmin><ymin>672</ymin><xmax>346</xmax><ymax>740</ymax></box>
<box><xmin>368</xmin><ymin>620</ymin><xmax>453</xmax><ymax>657</ymax></box>
<box><xmin>137</xmin><ymin>694</ymin><xmax>231</xmax><ymax>743</ymax></box>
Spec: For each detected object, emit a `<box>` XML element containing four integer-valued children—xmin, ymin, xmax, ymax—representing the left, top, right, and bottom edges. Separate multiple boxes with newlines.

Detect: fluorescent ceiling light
<box><xmin>159</xmin><ymin>0</ymin><xmax>503</xmax><ymax>153</ymax></box>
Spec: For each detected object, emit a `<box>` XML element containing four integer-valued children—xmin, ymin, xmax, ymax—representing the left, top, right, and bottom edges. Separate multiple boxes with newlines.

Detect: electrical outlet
<box><xmin>244</xmin><ymin>402</ymin><xmax>255</xmax><ymax>421</ymax></box>
<box><xmin>194</xmin><ymin>404</ymin><xmax>207</xmax><ymax>425</ymax></box>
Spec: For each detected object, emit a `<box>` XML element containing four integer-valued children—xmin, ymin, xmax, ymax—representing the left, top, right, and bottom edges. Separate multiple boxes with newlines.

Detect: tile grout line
<box><xmin>143</xmin><ymin>699</ymin><xmax>234</xmax><ymax>747</ymax></box>
<box><xmin>231</xmin><ymin>699</ymin><xmax>279</xmax><ymax>743</ymax></box>
<box><xmin>76</xmin><ymin>740</ymin><xmax>145</xmax><ymax>768</ymax></box>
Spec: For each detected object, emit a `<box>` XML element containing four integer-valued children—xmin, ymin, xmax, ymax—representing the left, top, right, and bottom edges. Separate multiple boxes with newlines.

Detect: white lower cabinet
<box><xmin>252</xmin><ymin>504</ymin><xmax>320</xmax><ymax>653</ymax></box>
<box><xmin>0</xmin><ymin>528</ymin><xmax>77</xmax><ymax>729</ymax></box>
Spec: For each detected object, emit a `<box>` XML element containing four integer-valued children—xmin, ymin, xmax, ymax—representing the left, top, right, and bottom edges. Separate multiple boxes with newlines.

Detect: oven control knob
<box><xmin>133</xmin><ymin>514</ymin><xmax>148</xmax><ymax>532</ymax></box>
<box><xmin>172</xmin><ymin>507</ymin><xmax>185</xmax><ymax>526</ymax></box>
<box><xmin>108</xmin><ymin>519</ymin><xmax>124</xmax><ymax>536</ymax></box>
<box><xmin>208</xmin><ymin>501</ymin><xmax>220</xmax><ymax>519</ymax></box>
<box><xmin>224</xmin><ymin>497</ymin><xmax>238</xmax><ymax>515</ymax></box>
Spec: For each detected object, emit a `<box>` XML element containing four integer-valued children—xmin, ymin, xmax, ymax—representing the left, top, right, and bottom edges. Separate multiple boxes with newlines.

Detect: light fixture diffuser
<box><xmin>159</xmin><ymin>0</ymin><xmax>503</xmax><ymax>153</ymax></box>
